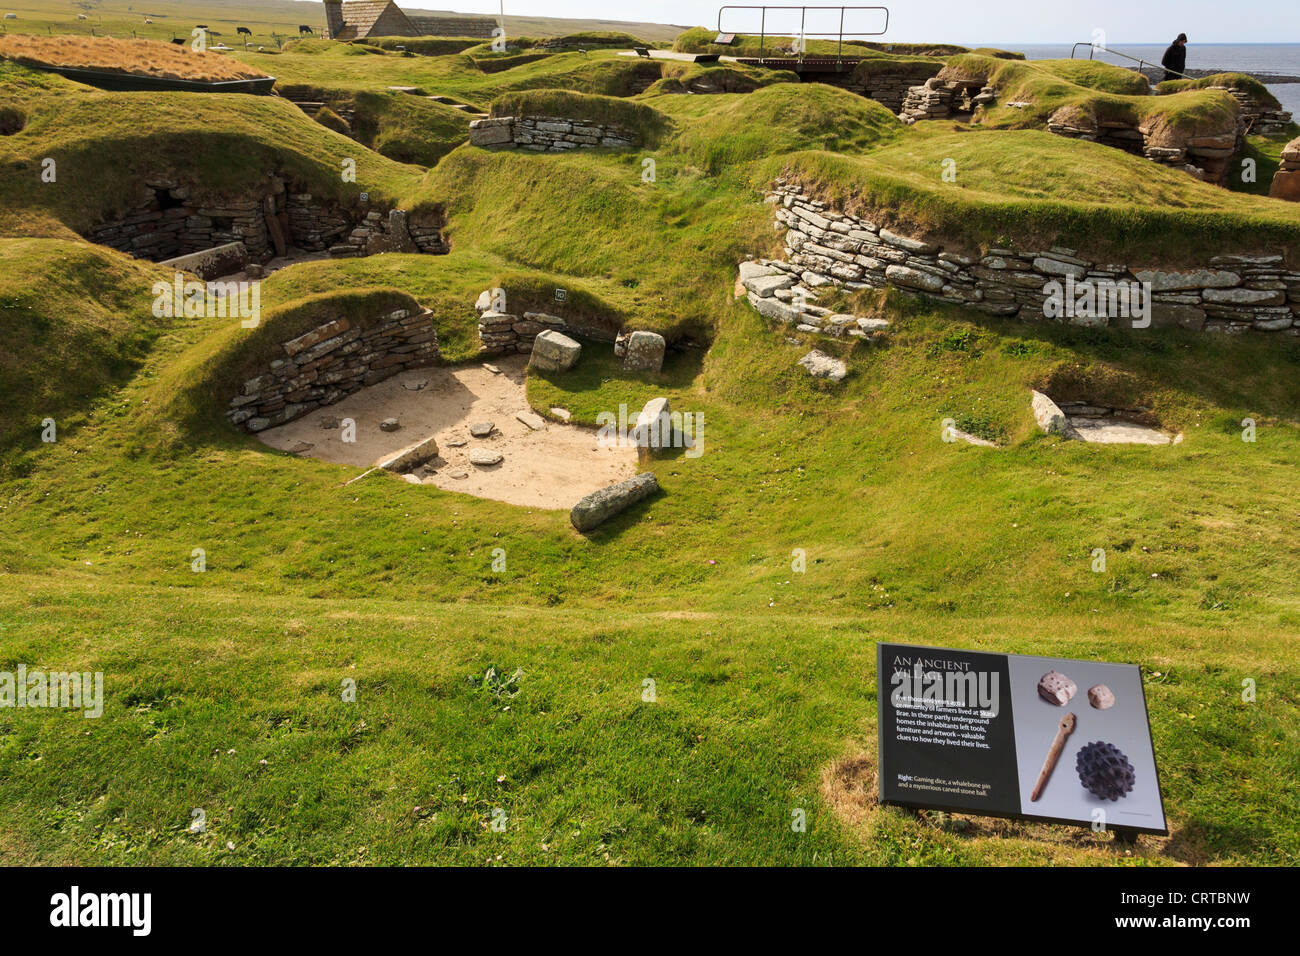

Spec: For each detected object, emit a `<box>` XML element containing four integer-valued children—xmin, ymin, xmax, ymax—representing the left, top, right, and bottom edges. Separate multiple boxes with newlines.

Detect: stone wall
<box><xmin>896</xmin><ymin>68</ymin><xmax>1286</xmax><ymax>185</ymax></box>
<box><xmin>1268</xmin><ymin>136</ymin><xmax>1300</xmax><ymax>201</ymax></box>
<box><xmin>475</xmin><ymin>294</ymin><xmax>619</xmax><ymax>355</ymax></box>
<box><xmin>87</xmin><ymin>174</ymin><xmax>446</xmax><ymax>269</ymax></box>
<box><xmin>469</xmin><ymin>115</ymin><xmax>637</xmax><ymax>151</ymax></box>
<box><xmin>1202</xmin><ymin>84</ymin><xmax>1292</xmax><ymax>136</ymax></box>
<box><xmin>227</xmin><ymin>306</ymin><xmax>440</xmax><ymax>433</ymax></box>
<box><xmin>763</xmin><ymin>179</ymin><xmax>1300</xmax><ymax>335</ymax></box>
<box><xmin>158</xmin><ymin>241</ymin><xmax>250</xmax><ymax>280</ymax></box>
<box><xmin>834</xmin><ymin>62</ymin><xmax>944</xmax><ymax>113</ymax></box>
<box><xmin>1045</xmin><ymin>112</ymin><xmax>1242</xmax><ymax>184</ymax></box>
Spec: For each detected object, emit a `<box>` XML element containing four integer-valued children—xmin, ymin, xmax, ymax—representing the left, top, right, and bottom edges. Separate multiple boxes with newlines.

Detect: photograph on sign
<box><xmin>877</xmin><ymin>642</ymin><xmax>1167</xmax><ymax>834</ymax></box>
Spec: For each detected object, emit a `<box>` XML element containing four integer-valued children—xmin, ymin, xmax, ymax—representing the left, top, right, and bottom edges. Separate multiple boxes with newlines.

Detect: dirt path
<box><xmin>257</xmin><ymin>354</ymin><xmax>638</xmax><ymax>510</ymax></box>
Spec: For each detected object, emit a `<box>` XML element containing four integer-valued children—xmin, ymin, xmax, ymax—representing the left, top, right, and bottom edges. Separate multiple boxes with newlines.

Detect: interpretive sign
<box><xmin>877</xmin><ymin>642</ymin><xmax>1167</xmax><ymax>835</ymax></box>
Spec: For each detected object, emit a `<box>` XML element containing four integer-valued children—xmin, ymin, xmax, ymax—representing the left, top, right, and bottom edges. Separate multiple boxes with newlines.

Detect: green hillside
<box><xmin>1</xmin><ymin>18</ymin><xmax>1299</xmax><ymax>868</ymax></box>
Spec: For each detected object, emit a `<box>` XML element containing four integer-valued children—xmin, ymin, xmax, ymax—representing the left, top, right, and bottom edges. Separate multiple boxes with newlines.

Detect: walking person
<box><xmin>1161</xmin><ymin>33</ymin><xmax>1188</xmax><ymax>82</ymax></box>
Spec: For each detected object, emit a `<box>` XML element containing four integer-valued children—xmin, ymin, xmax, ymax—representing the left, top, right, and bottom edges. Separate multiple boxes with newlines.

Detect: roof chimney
<box><xmin>323</xmin><ymin>0</ymin><xmax>344</xmax><ymax>40</ymax></box>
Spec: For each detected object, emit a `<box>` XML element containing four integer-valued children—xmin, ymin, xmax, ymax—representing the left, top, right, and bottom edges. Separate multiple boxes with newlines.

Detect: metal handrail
<box><xmin>1069</xmin><ymin>41</ymin><xmax>1195</xmax><ymax>83</ymax></box>
<box><xmin>717</xmin><ymin>5</ymin><xmax>889</xmax><ymax>61</ymax></box>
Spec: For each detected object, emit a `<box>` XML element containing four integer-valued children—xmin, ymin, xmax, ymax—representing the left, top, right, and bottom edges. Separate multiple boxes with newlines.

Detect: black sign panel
<box><xmin>877</xmin><ymin>642</ymin><xmax>1167</xmax><ymax>835</ymax></box>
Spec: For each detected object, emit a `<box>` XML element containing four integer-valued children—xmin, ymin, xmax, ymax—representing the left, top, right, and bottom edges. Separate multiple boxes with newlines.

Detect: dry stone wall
<box><xmin>765</xmin><ymin>179</ymin><xmax>1300</xmax><ymax>335</ymax></box>
<box><xmin>227</xmin><ymin>306</ymin><xmax>440</xmax><ymax>433</ymax></box>
<box><xmin>835</xmin><ymin>62</ymin><xmax>944</xmax><ymax>113</ymax></box>
<box><xmin>1271</xmin><ymin>136</ymin><xmax>1300</xmax><ymax>201</ymax></box>
<box><xmin>87</xmin><ymin>174</ymin><xmax>446</xmax><ymax>270</ymax></box>
<box><xmin>476</xmin><ymin>302</ymin><xmax>619</xmax><ymax>355</ymax></box>
<box><xmin>896</xmin><ymin>69</ymin><xmax>1288</xmax><ymax>186</ymax></box>
<box><xmin>469</xmin><ymin>115</ymin><xmax>637</xmax><ymax>151</ymax></box>
<box><xmin>1212</xmin><ymin>85</ymin><xmax>1292</xmax><ymax>135</ymax></box>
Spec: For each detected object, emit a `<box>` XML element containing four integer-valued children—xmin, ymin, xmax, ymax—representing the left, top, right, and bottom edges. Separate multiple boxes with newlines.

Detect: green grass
<box><xmin>4</xmin><ymin>273</ymin><xmax>1300</xmax><ymax>864</ymax></box>
<box><xmin>242</xmin><ymin>45</ymin><xmax>664</xmax><ymax>103</ymax></box>
<box><xmin>774</xmin><ymin>129</ymin><xmax>1300</xmax><ymax>262</ymax></box>
<box><xmin>672</xmin><ymin>26</ymin><xmax>957</xmax><ymax>61</ymax></box>
<box><xmin>3</xmin><ymin>13</ymin><xmax>1300</xmax><ymax>866</ymax></box>
<box><xmin>948</xmin><ymin>54</ymin><xmax>1241</xmax><ymax>139</ymax></box>
<box><xmin>1232</xmin><ymin>133</ymin><xmax>1294</xmax><ymax>195</ymax></box>
<box><xmin>0</xmin><ymin>61</ymin><xmax>427</xmax><ymax>235</ymax></box>
<box><xmin>0</xmin><ymin>238</ymin><xmax>175</xmax><ymax>467</ymax></box>
<box><xmin>348</xmin><ymin>91</ymin><xmax>471</xmax><ymax>167</ymax></box>
<box><xmin>1159</xmin><ymin>73</ymin><xmax>1282</xmax><ymax>110</ymax></box>
<box><xmin>644</xmin><ymin>60</ymin><xmax>797</xmax><ymax>95</ymax></box>
<box><xmin>659</xmin><ymin>83</ymin><xmax>901</xmax><ymax>174</ymax></box>
<box><xmin>490</xmin><ymin>89</ymin><xmax>670</xmax><ymax>145</ymax></box>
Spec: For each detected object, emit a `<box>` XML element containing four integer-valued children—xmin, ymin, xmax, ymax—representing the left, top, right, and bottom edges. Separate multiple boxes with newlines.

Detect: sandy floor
<box><xmin>258</xmin><ymin>354</ymin><xmax>638</xmax><ymax>509</ymax></box>
<box><xmin>1067</xmin><ymin>417</ymin><xmax>1173</xmax><ymax>445</ymax></box>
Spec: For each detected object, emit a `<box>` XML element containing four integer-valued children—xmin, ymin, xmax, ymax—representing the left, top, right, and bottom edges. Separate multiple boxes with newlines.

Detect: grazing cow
<box><xmin>145</xmin><ymin>19</ymin><xmax>153</xmax><ymax>24</ymax></box>
<box><xmin>77</xmin><ymin>13</ymin><xmax>88</xmax><ymax>20</ymax></box>
<box><xmin>170</xmin><ymin>38</ymin><xmax>185</xmax><ymax>45</ymax></box>
<box><xmin>237</xmin><ymin>26</ymin><xmax>251</xmax><ymax>37</ymax></box>
<box><xmin>299</xmin><ymin>25</ymin><xmax>313</xmax><ymax>35</ymax></box>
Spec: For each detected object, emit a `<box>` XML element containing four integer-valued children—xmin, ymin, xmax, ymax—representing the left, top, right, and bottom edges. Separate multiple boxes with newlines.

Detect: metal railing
<box><xmin>717</xmin><ymin>5</ymin><xmax>889</xmax><ymax>60</ymax></box>
<box><xmin>1069</xmin><ymin>42</ymin><xmax>1194</xmax><ymax>82</ymax></box>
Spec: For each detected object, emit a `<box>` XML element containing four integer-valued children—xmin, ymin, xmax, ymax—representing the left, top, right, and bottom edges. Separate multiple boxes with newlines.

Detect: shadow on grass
<box><xmin>528</xmin><ymin>335</ymin><xmax>707</xmax><ymax>402</ymax></box>
<box><xmin>925</xmin><ymin>299</ymin><xmax>1300</xmax><ymax>423</ymax></box>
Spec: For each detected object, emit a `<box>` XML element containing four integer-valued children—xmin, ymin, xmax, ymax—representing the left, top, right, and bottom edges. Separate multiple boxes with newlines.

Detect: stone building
<box><xmin>321</xmin><ymin>1</ymin><xmax>497</xmax><ymax>40</ymax></box>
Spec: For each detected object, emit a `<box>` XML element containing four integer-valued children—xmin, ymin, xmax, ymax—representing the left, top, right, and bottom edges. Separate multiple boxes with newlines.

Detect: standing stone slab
<box><xmin>528</xmin><ymin>329</ymin><xmax>582</xmax><ymax>372</ymax></box>
<box><xmin>634</xmin><ymin>397</ymin><xmax>672</xmax><ymax>449</ymax></box>
<box><xmin>1032</xmin><ymin>390</ymin><xmax>1076</xmax><ymax>437</ymax></box>
<box><xmin>376</xmin><ymin>435</ymin><xmax>440</xmax><ymax>473</ymax></box>
<box><xmin>623</xmin><ymin>330</ymin><xmax>666</xmax><ymax>373</ymax></box>
<box><xmin>570</xmin><ymin>473</ymin><xmax>660</xmax><ymax>532</ymax></box>
<box><xmin>469</xmin><ymin>117</ymin><xmax>515</xmax><ymax>147</ymax></box>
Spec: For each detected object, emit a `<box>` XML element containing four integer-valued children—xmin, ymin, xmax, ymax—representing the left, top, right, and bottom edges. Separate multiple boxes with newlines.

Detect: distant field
<box><xmin>0</xmin><ymin>0</ymin><xmax>689</xmax><ymax>44</ymax></box>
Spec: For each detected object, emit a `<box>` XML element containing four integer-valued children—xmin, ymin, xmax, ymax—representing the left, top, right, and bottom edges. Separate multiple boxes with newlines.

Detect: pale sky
<box><xmin>433</xmin><ymin>1</ymin><xmax>1298</xmax><ymax>45</ymax></box>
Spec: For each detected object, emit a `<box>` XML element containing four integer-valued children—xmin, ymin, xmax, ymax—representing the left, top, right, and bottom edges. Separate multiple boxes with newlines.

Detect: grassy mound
<box><xmin>945</xmin><ymin>54</ymin><xmax>1239</xmax><ymax>141</ymax></box>
<box><xmin>673</xmin><ymin>26</ymin><xmax>948</xmax><ymax>60</ymax></box>
<box><xmin>1019</xmin><ymin>58</ymin><xmax>1150</xmax><ymax>95</ymax></box>
<box><xmin>244</xmin><ymin>45</ymin><xmax>660</xmax><ymax>101</ymax></box>
<box><xmin>0</xmin><ymin>74</ymin><xmax>426</xmax><ymax>237</ymax></box>
<box><xmin>661</xmin><ymin>83</ymin><xmax>901</xmax><ymax>173</ymax></box>
<box><xmin>422</xmin><ymin>147</ymin><xmax>760</xmax><ymax>340</ymax></box>
<box><xmin>646</xmin><ymin>60</ymin><xmax>797</xmax><ymax>95</ymax></box>
<box><xmin>312</xmin><ymin>105</ymin><xmax>350</xmax><ymax>135</ymax></box>
<box><xmin>141</xmin><ymin>288</ymin><xmax>423</xmax><ymax>447</ymax></box>
<box><xmin>348</xmin><ymin>91</ymin><xmax>472</xmax><ymax>167</ymax></box>
<box><xmin>490</xmin><ymin>89</ymin><xmax>670</xmax><ymax>144</ymax></box>
<box><xmin>358</xmin><ymin>37</ymin><xmax>488</xmax><ymax>57</ymax></box>
<box><xmin>1159</xmin><ymin>72</ymin><xmax>1282</xmax><ymax>109</ymax></box>
<box><xmin>534</xmin><ymin>32</ymin><xmax>650</xmax><ymax>49</ymax></box>
<box><xmin>0</xmin><ymin>34</ymin><xmax>269</xmax><ymax>82</ymax></box>
<box><xmin>0</xmin><ymin>238</ymin><xmax>174</xmax><ymax>472</ymax></box>
<box><xmin>776</xmin><ymin>129</ymin><xmax>1300</xmax><ymax>262</ymax></box>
